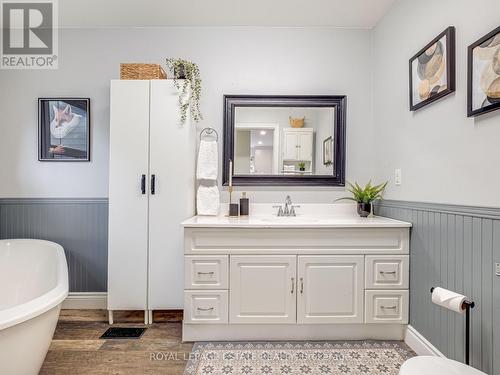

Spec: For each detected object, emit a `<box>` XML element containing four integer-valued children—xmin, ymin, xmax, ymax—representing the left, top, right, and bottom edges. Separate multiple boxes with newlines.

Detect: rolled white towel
<box><xmin>197</xmin><ymin>185</ymin><xmax>220</xmax><ymax>216</ymax></box>
<box><xmin>197</xmin><ymin>140</ymin><xmax>218</xmax><ymax>180</ymax></box>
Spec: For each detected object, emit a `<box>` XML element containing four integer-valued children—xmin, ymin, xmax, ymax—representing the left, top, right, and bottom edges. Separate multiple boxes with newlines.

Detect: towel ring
<box><xmin>200</xmin><ymin>127</ymin><xmax>218</xmax><ymax>142</ymax></box>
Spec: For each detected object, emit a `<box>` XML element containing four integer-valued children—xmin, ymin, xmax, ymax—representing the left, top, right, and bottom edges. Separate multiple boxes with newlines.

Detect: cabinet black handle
<box><xmin>151</xmin><ymin>174</ymin><xmax>156</xmax><ymax>195</ymax></box>
<box><xmin>141</xmin><ymin>174</ymin><xmax>146</xmax><ymax>195</ymax></box>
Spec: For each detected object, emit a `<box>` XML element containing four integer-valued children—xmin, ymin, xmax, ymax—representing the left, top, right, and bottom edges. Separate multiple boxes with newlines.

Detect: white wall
<box><xmin>2</xmin><ymin>7</ymin><xmax>498</xmax><ymax>205</ymax></box>
<box><xmin>373</xmin><ymin>0</ymin><xmax>500</xmax><ymax>207</ymax></box>
<box><xmin>234</xmin><ymin>130</ymin><xmax>251</xmax><ymax>174</ymax></box>
<box><xmin>0</xmin><ymin>27</ymin><xmax>373</xmax><ymax>202</ymax></box>
<box><xmin>315</xmin><ymin>108</ymin><xmax>336</xmax><ymax>175</ymax></box>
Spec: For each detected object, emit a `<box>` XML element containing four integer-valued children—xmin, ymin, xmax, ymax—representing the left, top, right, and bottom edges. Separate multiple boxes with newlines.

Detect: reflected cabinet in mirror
<box><xmin>223</xmin><ymin>95</ymin><xmax>346</xmax><ymax>186</ymax></box>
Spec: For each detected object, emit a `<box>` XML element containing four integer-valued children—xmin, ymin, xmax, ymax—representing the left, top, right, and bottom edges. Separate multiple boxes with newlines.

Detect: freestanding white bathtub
<box><xmin>0</xmin><ymin>239</ymin><xmax>68</xmax><ymax>375</ymax></box>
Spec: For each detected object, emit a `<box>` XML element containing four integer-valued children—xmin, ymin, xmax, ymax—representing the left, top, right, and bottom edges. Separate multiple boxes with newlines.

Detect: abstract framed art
<box><xmin>38</xmin><ymin>98</ymin><xmax>90</xmax><ymax>161</ymax></box>
<box><xmin>467</xmin><ymin>26</ymin><xmax>500</xmax><ymax>117</ymax></box>
<box><xmin>409</xmin><ymin>26</ymin><xmax>456</xmax><ymax>111</ymax></box>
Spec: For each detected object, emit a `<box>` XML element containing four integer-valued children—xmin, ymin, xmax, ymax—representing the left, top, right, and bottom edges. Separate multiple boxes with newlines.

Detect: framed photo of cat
<box><xmin>38</xmin><ymin>98</ymin><xmax>90</xmax><ymax>161</ymax></box>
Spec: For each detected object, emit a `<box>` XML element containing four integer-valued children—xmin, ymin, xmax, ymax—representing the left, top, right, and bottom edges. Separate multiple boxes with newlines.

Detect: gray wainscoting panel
<box><xmin>0</xmin><ymin>198</ymin><xmax>108</xmax><ymax>293</ymax></box>
<box><xmin>375</xmin><ymin>200</ymin><xmax>500</xmax><ymax>375</ymax></box>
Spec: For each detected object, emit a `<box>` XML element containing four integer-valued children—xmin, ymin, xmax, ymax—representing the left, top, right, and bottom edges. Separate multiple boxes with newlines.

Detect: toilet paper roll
<box><xmin>431</xmin><ymin>287</ymin><xmax>467</xmax><ymax>313</ymax></box>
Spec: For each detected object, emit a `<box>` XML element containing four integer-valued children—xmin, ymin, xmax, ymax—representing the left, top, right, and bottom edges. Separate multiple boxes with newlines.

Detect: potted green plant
<box><xmin>298</xmin><ymin>162</ymin><xmax>306</xmax><ymax>172</ymax></box>
<box><xmin>337</xmin><ymin>180</ymin><xmax>388</xmax><ymax>217</ymax></box>
<box><xmin>166</xmin><ymin>58</ymin><xmax>203</xmax><ymax>124</ymax></box>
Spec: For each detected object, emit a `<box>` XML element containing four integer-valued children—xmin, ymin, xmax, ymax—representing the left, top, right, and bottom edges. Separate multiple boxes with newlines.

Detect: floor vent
<box><xmin>100</xmin><ymin>327</ymin><xmax>147</xmax><ymax>339</ymax></box>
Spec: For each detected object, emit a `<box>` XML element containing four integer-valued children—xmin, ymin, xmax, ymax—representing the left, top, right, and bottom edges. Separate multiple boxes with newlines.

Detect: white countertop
<box><xmin>182</xmin><ymin>204</ymin><xmax>412</xmax><ymax>228</ymax></box>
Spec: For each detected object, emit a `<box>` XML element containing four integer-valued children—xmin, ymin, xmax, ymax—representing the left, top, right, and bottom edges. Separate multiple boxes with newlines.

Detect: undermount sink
<box><xmin>257</xmin><ymin>217</ymin><xmax>319</xmax><ymax>223</ymax></box>
<box><xmin>182</xmin><ymin>204</ymin><xmax>413</xmax><ymax>229</ymax></box>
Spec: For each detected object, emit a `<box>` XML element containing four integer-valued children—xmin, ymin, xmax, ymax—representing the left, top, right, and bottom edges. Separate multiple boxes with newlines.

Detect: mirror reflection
<box><xmin>234</xmin><ymin>107</ymin><xmax>335</xmax><ymax>176</ymax></box>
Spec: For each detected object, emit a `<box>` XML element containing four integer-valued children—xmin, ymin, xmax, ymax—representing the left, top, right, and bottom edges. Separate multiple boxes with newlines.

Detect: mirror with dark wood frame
<box><xmin>223</xmin><ymin>95</ymin><xmax>346</xmax><ymax>186</ymax></box>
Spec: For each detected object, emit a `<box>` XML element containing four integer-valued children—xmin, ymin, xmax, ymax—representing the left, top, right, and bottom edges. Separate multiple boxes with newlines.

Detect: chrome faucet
<box><xmin>273</xmin><ymin>195</ymin><xmax>300</xmax><ymax>217</ymax></box>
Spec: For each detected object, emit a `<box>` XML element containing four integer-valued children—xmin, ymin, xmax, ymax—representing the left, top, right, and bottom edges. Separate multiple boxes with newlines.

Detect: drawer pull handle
<box><xmin>291</xmin><ymin>277</ymin><xmax>295</xmax><ymax>294</ymax></box>
<box><xmin>381</xmin><ymin>305</ymin><xmax>397</xmax><ymax>310</ymax></box>
<box><xmin>300</xmin><ymin>277</ymin><xmax>304</xmax><ymax>294</ymax></box>
<box><xmin>197</xmin><ymin>307</ymin><xmax>214</xmax><ymax>311</ymax></box>
<box><xmin>197</xmin><ymin>272</ymin><xmax>215</xmax><ymax>275</ymax></box>
<box><xmin>379</xmin><ymin>271</ymin><xmax>397</xmax><ymax>275</ymax></box>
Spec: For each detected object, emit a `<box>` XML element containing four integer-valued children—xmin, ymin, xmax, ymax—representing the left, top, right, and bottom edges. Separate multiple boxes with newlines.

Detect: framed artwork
<box><xmin>409</xmin><ymin>26</ymin><xmax>456</xmax><ymax>111</ymax></box>
<box><xmin>468</xmin><ymin>26</ymin><xmax>500</xmax><ymax>117</ymax></box>
<box><xmin>38</xmin><ymin>98</ymin><xmax>90</xmax><ymax>161</ymax></box>
<box><xmin>323</xmin><ymin>136</ymin><xmax>333</xmax><ymax>166</ymax></box>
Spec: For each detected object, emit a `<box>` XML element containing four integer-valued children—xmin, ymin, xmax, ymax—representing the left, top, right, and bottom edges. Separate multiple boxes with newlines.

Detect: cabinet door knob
<box><xmin>300</xmin><ymin>277</ymin><xmax>304</xmax><ymax>294</ymax></box>
<box><xmin>197</xmin><ymin>271</ymin><xmax>214</xmax><ymax>276</ymax></box>
<box><xmin>291</xmin><ymin>277</ymin><xmax>295</xmax><ymax>294</ymax></box>
<box><xmin>379</xmin><ymin>271</ymin><xmax>397</xmax><ymax>275</ymax></box>
<box><xmin>381</xmin><ymin>305</ymin><xmax>397</xmax><ymax>310</ymax></box>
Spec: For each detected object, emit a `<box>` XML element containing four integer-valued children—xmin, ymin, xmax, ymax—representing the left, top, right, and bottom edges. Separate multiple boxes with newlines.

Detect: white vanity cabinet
<box><xmin>182</xmin><ymin>218</ymin><xmax>411</xmax><ymax>341</ymax></box>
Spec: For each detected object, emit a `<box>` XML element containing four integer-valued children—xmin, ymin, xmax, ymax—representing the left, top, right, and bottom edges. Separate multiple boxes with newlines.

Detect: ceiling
<box><xmin>59</xmin><ymin>0</ymin><xmax>397</xmax><ymax>28</ymax></box>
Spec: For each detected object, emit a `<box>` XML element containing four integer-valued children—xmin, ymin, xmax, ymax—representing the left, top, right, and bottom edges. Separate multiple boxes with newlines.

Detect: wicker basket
<box><xmin>120</xmin><ymin>63</ymin><xmax>167</xmax><ymax>80</ymax></box>
<box><xmin>289</xmin><ymin>116</ymin><xmax>305</xmax><ymax>128</ymax></box>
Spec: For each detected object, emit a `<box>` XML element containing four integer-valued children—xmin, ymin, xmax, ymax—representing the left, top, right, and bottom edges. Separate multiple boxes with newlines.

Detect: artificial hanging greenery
<box><xmin>166</xmin><ymin>58</ymin><xmax>203</xmax><ymax>124</ymax></box>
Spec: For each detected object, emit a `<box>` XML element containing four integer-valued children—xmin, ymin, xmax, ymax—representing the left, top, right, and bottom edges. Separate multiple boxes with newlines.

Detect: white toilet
<box><xmin>399</xmin><ymin>356</ymin><xmax>487</xmax><ymax>375</ymax></box>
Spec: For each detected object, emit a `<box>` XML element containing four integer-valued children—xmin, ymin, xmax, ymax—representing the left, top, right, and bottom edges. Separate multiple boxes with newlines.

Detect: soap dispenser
<box><xmin>240</xmin><ymin>192</ymin><xmax>249</xmax><ymax>216</ymax></box>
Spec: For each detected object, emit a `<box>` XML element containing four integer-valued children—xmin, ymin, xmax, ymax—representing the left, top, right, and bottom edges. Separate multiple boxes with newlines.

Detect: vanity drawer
<box><xmin>365</xmin><ymin>255</ymin><xmax>408</xmax><ymax>289</ymax></box>
<box><xmin>364</xmin><ymin>290</ymin><xmax>408</xmax><ymax>324</ymax></box>
<box><xmin>184</xmin><ymin>290</ymin><xmax>228</xmax><ymax>324</ymax></box>
<box><xmin>184</xmin><ymin>255</ymin><xmax>228</xmax><ymax>289</ymax></box>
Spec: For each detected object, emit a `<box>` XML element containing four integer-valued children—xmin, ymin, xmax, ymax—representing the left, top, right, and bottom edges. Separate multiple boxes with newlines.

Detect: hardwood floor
<box><xmin>40</xmin><ymin>310</ymin><xmax>192</xmax><ymax>375</ymax></box>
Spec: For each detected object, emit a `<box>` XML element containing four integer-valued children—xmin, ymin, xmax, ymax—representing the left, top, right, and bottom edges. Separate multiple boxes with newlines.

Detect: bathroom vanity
<box><xmin>181</xmin><ymin>206</ymin><xmax>411</xmax><ymax>341</ymax></box>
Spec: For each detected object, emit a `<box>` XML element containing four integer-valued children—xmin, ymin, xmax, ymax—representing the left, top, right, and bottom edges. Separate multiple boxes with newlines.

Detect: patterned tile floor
<box><xmin>185</xmin><ymin>341</ymin><xmax>416</xmax><ymax>375</ymax></box>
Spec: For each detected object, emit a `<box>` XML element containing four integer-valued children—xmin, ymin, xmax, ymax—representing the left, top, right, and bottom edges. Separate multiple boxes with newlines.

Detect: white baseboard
<box><xmin>404</xmin><ymin>325</ymin><xmax>445</xmax><ymax>357</ymax></box>
<box><xmin>62</xmin><ymin>292</ymin><xmax>107</xmax><ymax>310</ymax></box>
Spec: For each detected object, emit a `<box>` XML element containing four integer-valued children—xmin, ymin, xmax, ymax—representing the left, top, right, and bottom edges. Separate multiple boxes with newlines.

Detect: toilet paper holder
<box><xmin>430</xmin><ymin>287</ymin><xmax>475</xmax><ymax>365</ymax></box>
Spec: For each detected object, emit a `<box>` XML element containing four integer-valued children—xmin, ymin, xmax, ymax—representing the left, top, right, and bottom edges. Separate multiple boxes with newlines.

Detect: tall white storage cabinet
<box><xmin>108</xmin><ymin>80</ymin><xmax>195</xmax><ymax>324</ymax></box>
